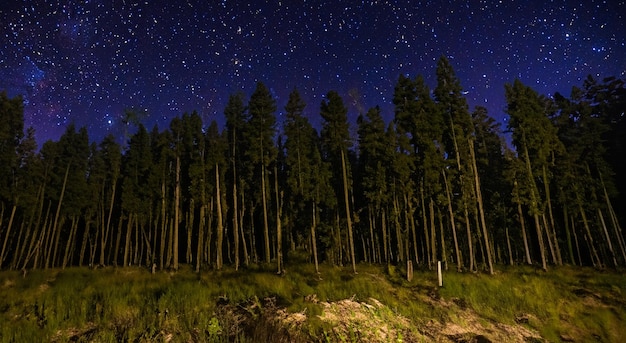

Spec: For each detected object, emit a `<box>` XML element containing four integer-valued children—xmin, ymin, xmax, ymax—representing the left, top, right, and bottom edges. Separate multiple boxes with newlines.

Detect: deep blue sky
<box><xmin>2</xmin><ymin>0</ymin><xmax>625</xmax><ymax>146</ymax></box>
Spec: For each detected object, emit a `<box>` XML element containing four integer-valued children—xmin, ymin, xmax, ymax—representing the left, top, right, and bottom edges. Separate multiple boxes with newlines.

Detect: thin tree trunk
<box><xmin>572</xmin><ymin>215</ymin><xmax>583</xmax><ymax>266</ymax></box>
<box><xmin>113</xmin><ymin>214</ymin><xmax>123</xmax><ymax>267</ymax></box>
<box><xmin>420</xmin><ymin>186</ymin><xmax>431</xmax><ymax>267</ymax></box>
<box><xmin>173</xmin><ymin>154</ymin><xmax>181</xmax><ymax>270</ymax></box>
<box><xmin>187</xmin><ymin>199</ymin><xmax>194</xmax><ymax>264</ymax></box>
<box><xmin>577</xmin><ymin>197</ymin><xmax>601</xmax><ymax>267</ymax></box>
<box><xmin>469</xmin><ymin>139</ymin><xmax>493</xmax><ymax>274</ymax></box>
<box><xmin>233</xmin><ymin>166</ymin><xmax>240</xmax><ymax>270</ymax></box>
<box><xmin>47</xmin><ymin>162</ymin><xmax>71</xmax><ymax>269</ymax></box>
<box><xmin>442</xmin><ymin>170</ymin><xmax>461</xmax><ymax>271</ymax></box>
<box><xmin>79</xmin><ymin>221</ymin><xmax>90</xmax><ymax>267</ymax></box>
<box><xmin>239</xmin><ymin>190</ymin><xmax>249</xmax><ymax>266</ymax></box>
<box><xmin>261</xmin><ymin>166</ymin><xmax>271</xmax><ymax>263</ymax></box>
<box><xmin>429</xmin><ymin>198</ymin><xmax>436</xmax><ymax>268</ymax></box>
<box><xmin>542</xmin><ymin>165</ymin><xmax>561</xmax><ymax>265</ymax></box>
<box><xmin>438</xmin><ymin>207</ymin><xmax>447</xmax><ymax>269</ymax></box>
<box><xmin>393</xmin><ymin>194</ymin><xmax>404</xmax><ymax>263</ymax></box>
<box><xmin>123</xmin><ymin>213</ymin><xmax>133</xmax><ymax>267</ymax></box>
<box><xmin>216</xmin><ymin>163</ymin><xmax>224</xmax><ymax>270</ymax></box>
<box><xmin>542</xmin><ymin>213</ymin><xmax>558</xmax><ymax>265</ymax></box>
<box><xmin>368</xmin><ymin>205</ymin><xmax>376</xmax><ymax>264</ymax></box>
<box><xmin>505</xmin><ymin>226</ymin><xmax>514</xmax><ymax>265</ymax></box>
<box><xmin>563</xmin><ymin>205</ymin><xmax>575</xmax><ymax>265</ymax></box>
<box><xmin>0</xmin><ymin>204</ymin><xmax>17</xmax><ymax>268</ymax></box>
<box><xmin>598</xmin><ymin>208</ymin><xmax>617</xmax><ymax>267</ymax></box>
<box><xmin>311</xmin><ymin>202</ymin><xmax>319</xmax><ymax>273</ymax></box>
<box><xmin>599</xmin><ymin>171</ymin><xmax>626</xmax><ymax>264</ymax></box>
<box><xmin>341</xmin><ymin>150</ymin><xmax>356</xmax><ymax>273</ymax></box>
<box><xmin>62</xmin><ymin>216</ymin><xmax>78</xmax><ymax>268</ymax></box>
<box><xmin>517</xmin><ymin>201</ymin><xmax>532</xmax><ymax>265</ymax></box>
<box><xmin>274</xmin><ymin>165</ymin><xmax>283</xmax><ymax>274</ymax></box>
<box><xmin>196</xmin><ymin>204</ymin><xmax>205</xmax><ymax>272</ymax></box>
<box><xmin>159</xmin><ymin>179</ymin><xmax>167</xmax><ymax>270</ymax></box>
<box><xmin>521</xmin><ymin>140</ymin><xmax>546</xmax><ymax>271</ymax></box>
<box><xmin>381</xmin><ymin>208</ymin><xmax>388</xmax><ymax>264</ymax></box>
<box><xmin>101</xmin><ymin>179</ymin><xmax>117</xmax><ymax>266</ymax></box>
<box><xmin>407</xmin><ymin>196</ymin><xmax>419</xmax><ymax>265</ymax></box>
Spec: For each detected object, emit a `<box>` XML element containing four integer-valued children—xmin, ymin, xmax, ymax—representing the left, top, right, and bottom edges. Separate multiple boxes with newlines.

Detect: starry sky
<box><xmin>1</xmin><ymin>0</ymin><xmax>625</xmax><ymax>146</ymax></box>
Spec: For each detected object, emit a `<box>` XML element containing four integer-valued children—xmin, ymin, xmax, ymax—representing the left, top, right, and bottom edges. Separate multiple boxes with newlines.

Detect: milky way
<box><xmin>1</xmin><ymin>0</ymin><xmax>625</xmax><ymax>145</ymax></box>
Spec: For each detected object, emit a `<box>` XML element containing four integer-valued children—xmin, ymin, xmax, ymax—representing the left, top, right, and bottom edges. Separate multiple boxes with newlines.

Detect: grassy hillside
<box><xmin>1</xmin><ymin>262</ymin><xmax>624</xmax><ymax>342</ymax></box>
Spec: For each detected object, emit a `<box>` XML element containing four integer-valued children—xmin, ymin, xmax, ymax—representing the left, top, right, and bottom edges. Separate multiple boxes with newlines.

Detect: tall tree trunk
<box><xmin>113</xmin><ymin>214</ymin><xmax>123</xmax><ymax>266</ymax></box>
<box><xmin>522</xmin><ymin>141</ymin><xmax>546</xmax><ymax>271</ymax></box>
<box><xmin>79</xmin><ymin>221</ymin><xmax>91</xmax><ymax>266</ymax></box>
<box><xmin>101</xmin><ymin>179</ymin><xmax>117</xmax><ymax>266</ymax></box>
<box><xmin>274</xmin><ymin>165</ymin><xmax>283</xmax><ymax>274</ymax></box>
<box><xmin>572</xmin><ymin>215</ymin><xmax>583</xmax><ymax>266</ymax></box>
<box><xmin>420</xmin><ymin>186</ymin><xmax>431</xmax><ymax>267</ymax></box>
<box><xmin>341</xmin><ymin>150</ymin><xmax>356</xmax><ymax>273</ymax></box>
<box><xmin>533</xmin><ymin>213</ymin><xmax>547</xmax><ymax>271</ymax></box>
<box><xmin>464</xmin><ymin>204</ymin><xmax>475</xmax><ymax>271</ymax></box>
<box><xmin>368</xmin><ymin>205</ymin><xmax>377</xmax><ymax>264</ymax></box>
<box><xmin>542</xmin><ymin>213</ymin><xmax>558</xmax><ymax>265</ymax></box>
<box><xmin>542</xmin><ymin>165</ymin><xmax>561</xmax><ymax>265</ymax></box>
<box><xmin>62</xmin><ymin>216</ymin><xmax>78</xmax><ymax>268</ymax></box>
<box><xmin>469</xmin><ymin>139</ymin><xmax>493</xmax><ymax>274</ymax></box>
<box><xmin>505</xmin><ymin>226</ymin><xmax>514</xmax><ymax>265</ymax></box>
<box><xmin>239</xmin><ymin>190</ymin><xmax>249</xmax><ymax>266</ymax></box>
<box><xmin>599</xmin><ymin>171</ymin><xmax>626</xmax><ymax>264</ymax></box>
<box><xmin>233</xmin><ymin>166</ymin><xmax>240</xmax><ymax>270</ymax></box>
<box><xmin>187</xmin><ymin>199</ymin><xmax>194</xmax><ymax>264</ymax></box>
<box><xmin>261</xmin><ymin>166</ymin><xmax>271</xmax><ymax>263</ymax></box>
<box><xmin>438</xmin><ymin>207</ymin><xmax>447</xmax><ymax>269</ymax></box>
<box><xmin>517</xmin><ymin>201</ymin><xmax>532</xmax><ymax>265</ymax></box>
<box><xmin>159</xmin><ymin>179</ymin><xmax>167</xmax><ymax>270</ymax></box>
<box><xmin>0</xmin><ymin>204</ymin><xmax>17</xmax><ymax>268</ymax></box>
<box><xmin>196</xmin><ymin>204</ymin><xmax>205</xmax><ymax>272</ymax></box>
<box><xmin>563</xmin><ymin>205</ymin><xmax>575</xmax><ymax>265</ymax></box>
<box><xmin>577</xmin><ymin>196</ymin><xmax>601</xmax><ymax>267</ymax></box>
<box><xmin>442</xmin><ymin>169</ymin><xmax>461</xmax><ymax>271</ymax></box>
<box><xmin>429</xmin><ymin>198</ymin><xmax>436</xmax><ymax>268</ymax></box>
<box><xmin>407</xmin><ymin>195</ymin><xmax>419</xmax><ymax>265</ymax></box>
<box><xmin>173</xmin><ymin>154</ymin><xmax>181</xmax><ymax>270</ymax></box>
<box><xmin>393</xmin><ymin>194</ymin><xmax>404</xmax><ymax>263</ymax></box>
<box><xmin>47</xmin><ymin>162</ymin><xmax>71</xmax><ymax>269</ymax></box>
<box><xmin>216</xmin><ymin>163</ymin><xmax>224</xmax><ymax>270</ymax></box>
<box><xmin>123</xmin><ymin>213</ymin><xmax>134</xmax><ymax>267</ymax></box>
<box><xmin>598</xmin><ymin>208</ymin><xmax>617</xmax><ymax>267</ymax></box>
<box><xmin>381</xmin><ymin>208</ymin><xmax>388</xmax><ymax>264</ymax></box>
<box><xmin>311</xmin><ymin>202</ymin><xmax>320</xmax><ymax>273</ymax></box>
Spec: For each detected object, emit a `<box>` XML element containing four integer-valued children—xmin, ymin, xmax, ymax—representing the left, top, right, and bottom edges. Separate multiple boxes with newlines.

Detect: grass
<box><xmin>1</xmin><ymin>263</ymin><xmax>625</xmax><ymax>342</ymax></box>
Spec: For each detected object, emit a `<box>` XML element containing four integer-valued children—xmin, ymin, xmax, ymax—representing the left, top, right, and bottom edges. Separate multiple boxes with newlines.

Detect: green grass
<box><xmin>1</xmin><ymin>263</ymin><xmax>625</xmax><ymax>342</ymax></box>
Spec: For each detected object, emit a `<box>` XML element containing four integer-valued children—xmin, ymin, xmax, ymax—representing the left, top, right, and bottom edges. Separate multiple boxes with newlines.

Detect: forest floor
<box><xmin>1</xmin><ymin>260</ymin><xmax>625</xmax><ymax>342</ymax></box>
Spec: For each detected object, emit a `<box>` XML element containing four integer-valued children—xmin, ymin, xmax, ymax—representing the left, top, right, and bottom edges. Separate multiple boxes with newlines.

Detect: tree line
<box><xmin>1</xmin><ymin>56</ymin><xmax>625</xmax><ymax>273</ymax></box>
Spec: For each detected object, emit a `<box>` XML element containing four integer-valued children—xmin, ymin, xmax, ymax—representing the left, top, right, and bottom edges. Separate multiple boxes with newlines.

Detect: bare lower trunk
<box><xmin>311</xmin><ymin>202</ymin><xmax>319</xmax><ymax>274</ymax></box>
<box><xmin>216</xmin><ymin>164</ymin><xmax>224</xmax><ymax>270</ymax></box>
<box><xmin>0</xmin><ymin>204</ymin><xmax>17</xmax><ymax>268</ymax></box>
<box><xmin>261</xmin><ymin>166</ymin><xmax>270</xmax><ymax>263</ymax></box>
<box><xmin>442</xmin><ymin>170</ymin><xmax>461</xmax><ymax>271</ymax></box>
<box><xmin>274</xmin><ymin>165</ymin><xmax>283</xmax><ymax>274</ymax></box>
<box><xmin>341</xmin><ymin>150</ymin><xmax>356</xmax><ymax>273</ymax></box>
<box><xmin>173</xmin><ymin>155</ymin><xmax>181</xmax><ymax>270</ymax></box>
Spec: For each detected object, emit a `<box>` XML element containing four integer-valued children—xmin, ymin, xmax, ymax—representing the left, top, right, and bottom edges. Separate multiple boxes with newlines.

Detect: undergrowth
<box><xmin>0</xmin><ymin>263</ymin><xmax>624</xmax><ymax>342</ymax></box>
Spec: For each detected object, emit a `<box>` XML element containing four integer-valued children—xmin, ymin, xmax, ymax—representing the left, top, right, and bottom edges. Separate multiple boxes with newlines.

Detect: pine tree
<box><xmin>321</xmin><ymin>91</ymin><xmax>357</xmax><ymax>273</ymax></box>
<box><xmin>246</xmin><ymin>82</ymin><xmax>277</xmax><ymax>264</ymax></box>
<box><xmin>224</xmin><ymin>93</ymin><xmax>249</xmax><ymax>269</ymax></box>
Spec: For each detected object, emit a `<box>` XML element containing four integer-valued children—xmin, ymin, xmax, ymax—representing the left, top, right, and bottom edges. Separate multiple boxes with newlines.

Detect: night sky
<box><xmin>2</xmin><ymin>0</ymin><xmax>625</xmax><ymax>146</ymax></box>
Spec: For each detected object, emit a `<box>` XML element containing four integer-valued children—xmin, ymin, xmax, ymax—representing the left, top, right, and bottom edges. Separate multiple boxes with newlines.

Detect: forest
<box><xmin>1</xmin><ymin>56</ymin><xmax>625</xmax><ymax>274</ymax></box>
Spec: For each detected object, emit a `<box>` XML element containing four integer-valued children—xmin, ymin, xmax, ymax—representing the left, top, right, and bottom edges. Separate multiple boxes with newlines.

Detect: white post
<box><xmin>437</xmin><ymin>260</ymin><xmax>443</xmax><ymax>287</ymax></box>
